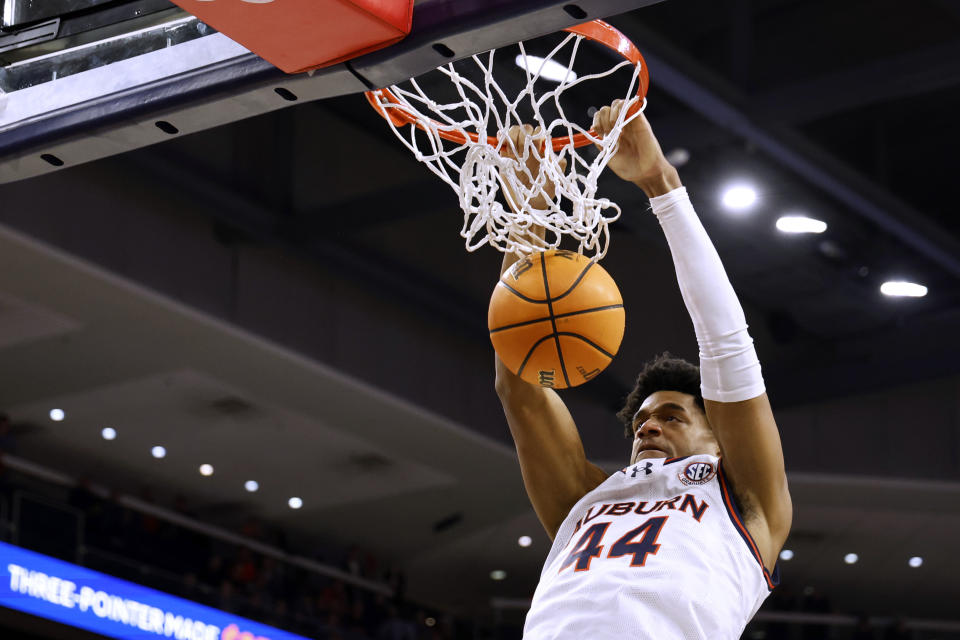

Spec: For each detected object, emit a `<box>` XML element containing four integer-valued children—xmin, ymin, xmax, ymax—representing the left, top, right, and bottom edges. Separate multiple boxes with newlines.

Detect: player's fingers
<box><xmin>592</xmin><ymin>105</ymin><xmax>611</xmax><ymax>137</ymax></box>
<box><xmin>610</xmin><ymin>98</ymin><xmax>625</xmax><ymax>120</ymax></box>
<box><xmin>503</xmin><ymin>125</ymin><xmax>527</xmax><ymax>157</ymax></box>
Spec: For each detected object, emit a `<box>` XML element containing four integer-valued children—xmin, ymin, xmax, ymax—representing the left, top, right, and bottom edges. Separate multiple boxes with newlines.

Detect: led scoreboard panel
<box><xmin>0</xmin><ymin>541</ymin><xmax>312</xmax><ymax>640</ymax></box>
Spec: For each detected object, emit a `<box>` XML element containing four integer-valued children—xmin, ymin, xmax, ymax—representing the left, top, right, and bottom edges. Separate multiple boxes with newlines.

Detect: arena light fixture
<box><xmin>244</xmin><ymin>480</ymin><xmax>259</xmax><ymax>492</ymax></box>
<box><xmin>908</xmin><ymin>556</ymin><xmax>923</xmax><ymax>568</ymax></box>
<box><xmin>101</xmin><ymin>427</ymin><xmax>117</xmax><ymax>440</ymax></box>
<box><xmin>779</xmin><ymin>549</ymin><xmax>794</xmax><ymax>561</ymax></box>
<box><xmin>666</xmin><ymin>148</ymin><xmax>690</xmax><ymax>167</ymax></box>
<box><xmin>490</xmin><ymin>570</ymin><xmax>507</xmax><ymax>581</ymax></box>
<box><xmin>880</xmin><ymin>281</ymin><xmax>928</xmax><ymax>298</ymax></box>
<box><xmin>518</xmin><ymin>535</ymin><xmax>533</xmax><ymax>547</ymax></box>
<box><xmin>721</xmin><ymin>184</ymin><xmax>758</xmax><ymax>212</ymax></box>
<box><xmin>776</xmin><ymin>215</ymin><xmax>827</xmax><ymax>234</ymax></box>
<box><xmin>514</xmin><ymin>54</ymin><xmax>577</xmax><ymax>83</ymax></box>
<box><xmin>844</xmin><ymin>553</ymin><xmax>858</xmax><ymax>565</ymax></box>
<box><xmin>49</xmin><ymin>408</ymin><xmax>65</xmax><ymax>422</ymax></box>
<box><xmin>151</xmin><ymin>445</ymin><xmax>167</xmax><ymax>459</ymax></box>
<box><xmin>288</xmin><ymin>496</ymin><xmax>303</xmax><ymax>509</ymax></box>
<box><xmin>199</xmin><ymin>464</ymin><xmax>214</xmax><ymax>476</ymax></box>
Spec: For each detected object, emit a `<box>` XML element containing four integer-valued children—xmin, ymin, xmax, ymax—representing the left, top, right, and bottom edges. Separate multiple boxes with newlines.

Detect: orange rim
<box><xmin>364</xmin><ymin>19</ymin><xmax>648</xmax><ymax>151</ymax></box>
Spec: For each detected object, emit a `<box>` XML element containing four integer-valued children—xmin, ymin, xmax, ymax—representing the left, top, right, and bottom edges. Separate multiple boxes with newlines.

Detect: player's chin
<box><xmin>634</xmin><ymin>449</ymin><xmax>668</xmax><ymax>462</ymax></box>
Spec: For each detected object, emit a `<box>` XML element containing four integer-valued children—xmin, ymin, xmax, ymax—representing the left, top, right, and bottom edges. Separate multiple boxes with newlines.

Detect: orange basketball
<box><xmin>489</xmin><ymin>250</ymin><xmax>625</xmax><ymax>389</ymax></box>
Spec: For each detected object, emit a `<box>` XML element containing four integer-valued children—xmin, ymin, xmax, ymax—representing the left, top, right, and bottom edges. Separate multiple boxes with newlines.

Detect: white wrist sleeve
<box><xmin>649</xmin><ymin>187</ymin><xmax>765</xmax><ymax>403</ymax></box>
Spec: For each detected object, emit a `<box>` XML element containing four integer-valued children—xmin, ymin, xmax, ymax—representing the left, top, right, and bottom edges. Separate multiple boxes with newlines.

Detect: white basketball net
<box><xmin>369</xmin><ymin>31</ymin><xmax>645</xmax><ymax>259</ymax></box>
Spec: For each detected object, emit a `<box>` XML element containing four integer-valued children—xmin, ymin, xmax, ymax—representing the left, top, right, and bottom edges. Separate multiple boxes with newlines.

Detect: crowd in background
<box><xmin>0</xmin><ymin>414</ymin><xmax>451</xmax><ymax>640</ymax></box>
<box><xmin>752</xmin><ymin>586</ymin><xmax>914</xmax><ymax>640</ymax></box>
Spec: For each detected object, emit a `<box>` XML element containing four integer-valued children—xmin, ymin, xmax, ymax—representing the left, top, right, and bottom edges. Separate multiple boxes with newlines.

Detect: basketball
<box><xmin>489</xmin><ymin>250</ymin><xmax>625</xmax><ymax>389</ymax></box>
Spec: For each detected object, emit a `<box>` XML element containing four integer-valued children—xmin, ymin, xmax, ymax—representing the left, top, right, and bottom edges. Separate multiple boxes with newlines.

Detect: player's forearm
<box><xmin>649</xmin><ymin>187</ymin><xmax>765</xmax><ymax>403</ymax></box>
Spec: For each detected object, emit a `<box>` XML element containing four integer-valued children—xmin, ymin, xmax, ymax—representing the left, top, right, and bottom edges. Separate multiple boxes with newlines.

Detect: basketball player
<box><xmin>495</xmin><ymin>101</ymin><xmax>792</xmax><ymax>639</ymax></box>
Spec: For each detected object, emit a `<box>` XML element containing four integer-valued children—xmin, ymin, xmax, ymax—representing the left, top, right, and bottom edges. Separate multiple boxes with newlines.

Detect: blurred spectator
<box><xmin>378</xmin><ymin>605</ymin><xmax>415</xmax><ymax>640</ymax></box>
<box><xmin>231</xmin><ymin>547</ymin><xmax>259</xmax><ymax>588</ymax></box>
<box><xmin>218</xmin><ymin>579</ymin><xmax>240</xmax><ymax>613</ymax></box>
<box><xmin>347</xmin><ymin>599</ymin><xmax>371</xmax><ymax>636</ymax></box>
<box><xmin>203</xmin><ymin>555</ymin><xmax>226</xmax><ymax>587</ymax></box>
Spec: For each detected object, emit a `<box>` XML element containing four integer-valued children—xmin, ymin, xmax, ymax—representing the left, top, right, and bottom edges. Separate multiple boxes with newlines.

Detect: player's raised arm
<box><xmin>594</xmin><ymin>101</ymin><xmax>793</xmax><ymax>570</ymax></box>
<box><xmin>494</xmin><ymin>126</ymin><xmax>607</xmax><ymax>540</ymax></box>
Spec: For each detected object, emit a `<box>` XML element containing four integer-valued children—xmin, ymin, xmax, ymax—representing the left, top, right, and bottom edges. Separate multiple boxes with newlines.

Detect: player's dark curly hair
<box><xmin>617</xmin><ymin>352</ymin><xmax>704</xmax><ymax>437</ymax></box>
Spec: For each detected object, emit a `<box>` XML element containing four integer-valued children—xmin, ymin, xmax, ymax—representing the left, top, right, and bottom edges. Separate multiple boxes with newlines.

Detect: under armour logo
<box><xmin>630</xmin><ymin>462</ymin><xmax>654</xmax><ymax>477</ymax></box>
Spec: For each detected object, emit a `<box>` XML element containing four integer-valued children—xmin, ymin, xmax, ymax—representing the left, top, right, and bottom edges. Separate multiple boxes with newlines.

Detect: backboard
<box><xmin>0</xmin><ymin>0</ymin><xmax>666</xmax><ymax>184</ymax></box>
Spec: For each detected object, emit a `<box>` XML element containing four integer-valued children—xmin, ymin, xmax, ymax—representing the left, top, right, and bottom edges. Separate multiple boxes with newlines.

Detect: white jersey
<box><xmin>524</xmin><ymin>454</ymin><xmax>777</xmax><ymax>640</ymax></box>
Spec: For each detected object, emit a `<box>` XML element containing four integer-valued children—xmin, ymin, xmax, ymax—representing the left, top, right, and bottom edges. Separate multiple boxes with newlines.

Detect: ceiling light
<box><xmin>151</xmin><ymin>446</ymin><xmax>166</xmax><ymax>459</ymax></box>
<box><xmin>101</xmin><ymin>427</ymin><xmax>117</xmax><ymax>440</ymax></box>
<box><xmin>244</xmin><ymin>480</ymin><xmax>259</xmax><ymax>492</ymax></box>
<box><xmin>880</xmin><ymin>281</ymin><xmax>928</xmax><ymax>298</ymax></box>
<box><xmin>199</xmin><ymin>464</ymin><xmax>214</xmax><ymax>476</ymax></box>
<box><xmin>514</xmin><ymin>54</ymin><xmax>577</xmax><ymax>83</ymax></box>
<box><xmin>49</xmin><ymin>409</ymin><xmax>65</xmax><ymax>422</ymax></box>
<box><xmin>518</xmin><ymin>535</ymin><xmax>532</xmax><ymax>547</ymax></box>
<box><xmin>779</xmin><ymin>549</ymin><xmax>794</xmax><ymax>561</ymax></box>
<box><xmin>908</xmin><ymin>556</ymin><xmax>923</xmax><ymax>568</ymax></box>
<box><xmin>844</xmin><ymin>553</ymin><xmax>858</xmax><ymax>565</ymax></box>
<box><xmin>288</xmin><ymin>497</ymin><xmax>303</xmax><ymax>509</ymax></box>
<box><xmin>666</xmin><ymin>148</ymin><xmax>690</xmax><ymax>167</ymax></box>
<box><xmin>721</xmin><ymin>184</ymin><xmax>757</xmax><ymax>211</ymax></box>
<box><xmin>490</xmin><ymin>570</ymin><xmax>507</xmax><ymax>581</ymax></box>
<box><xmin>776</xmin><ymin>215</ymin><xmax>827</xmax><ymax>234</ymax></box>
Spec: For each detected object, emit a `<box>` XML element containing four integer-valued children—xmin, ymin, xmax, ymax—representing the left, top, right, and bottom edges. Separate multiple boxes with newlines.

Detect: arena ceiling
<box><xmin>1</xmin><ymin>0</ymin><xmax>959</xmax><ymax>625</ymax></box>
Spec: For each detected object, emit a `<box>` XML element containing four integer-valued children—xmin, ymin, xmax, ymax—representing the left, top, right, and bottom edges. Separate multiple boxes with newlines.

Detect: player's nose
<box><xmin>637</xmin><ymin>419</ymin><xmax>662</xmax><ymax>437</ymax></box>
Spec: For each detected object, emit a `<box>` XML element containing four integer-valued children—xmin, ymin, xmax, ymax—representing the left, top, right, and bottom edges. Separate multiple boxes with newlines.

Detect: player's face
<box><xmin>629</xmin><ymin>391</ymin><xmax>718</xmax><ymax>464</ymax></box>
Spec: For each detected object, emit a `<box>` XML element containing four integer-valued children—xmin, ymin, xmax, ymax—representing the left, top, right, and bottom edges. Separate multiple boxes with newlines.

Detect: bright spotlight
<box><xmin>199</xmin><ymin>464</ymin><xmax>214</xmax><ymax>476</ymax></box>
<box><xmin>244</xmin><ymin>480</ymin><xmax>259</xmax><ymax>493</ymax></box>
<box><xmin>490</xmin><ymin>569</ymin><xmax>507</xmax><ymax>581</ymax></box>
<box><xmin>49</xmin><ymin>409</ymin><xmax>65</xmax><ymax>422</ymax></box>
<box><xmin>101</xmin><ymin>427</ymin><xmax>117</xmax><ymax>440</ymax></box>
<box><xmin>844</xmin><ymin>553</ymin><xmax>858</xmax><ymax>565</ymax></box>
<box><xmin>779</xmin><ymin>549</ymin><xmax>794</xmax><ymax>561</ymax></box>
<box><xmin>776</xmin><ymin>215</ymin><xmax>827</xmax><ymax>234</ymax></box>
<box><xmin>514</xmin><ymin>54</ymin><xmax>577</xmax><ymax>83</ymax></box>
<box><xmin>880</xmin><ymin>281</ymin><xmax>928</xmax><ymax>298</ymax></box>
<box><xmin>908</xmin><ymin>556</ymin><xmax>923</xmax><ymax>568</ymax></box>
<box><xmin>151</xmin><ymin>446</ymin><xmax>166</xmax><ymax>459</ymax></box>
<box><xmin>288</xmin><ymin>497</ymin><xmax>303</xmax><ymax>509</ymax></box>
<box><xmin>721</xmin><ymin>184</ymin><xmax>758</xmax><ymax>211</ymax></box>
<box><xmin>518</xmin><ymin>535</ymin><xmax>533</xmax><ymax>547</ymax></box>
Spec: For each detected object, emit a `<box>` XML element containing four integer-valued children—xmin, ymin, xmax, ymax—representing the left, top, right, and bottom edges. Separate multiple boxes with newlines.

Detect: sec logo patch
<box><xmin>679</xmin><ymin>461</ymin><xmax>716</xmax><ymax>485</ymax></box>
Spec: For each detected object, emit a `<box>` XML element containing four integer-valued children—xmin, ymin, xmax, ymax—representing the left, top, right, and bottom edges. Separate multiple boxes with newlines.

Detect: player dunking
<box><xmin>495</xmin><ymin>101</ymin><xmax>792</xmax><ymax>639</ymax></box>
